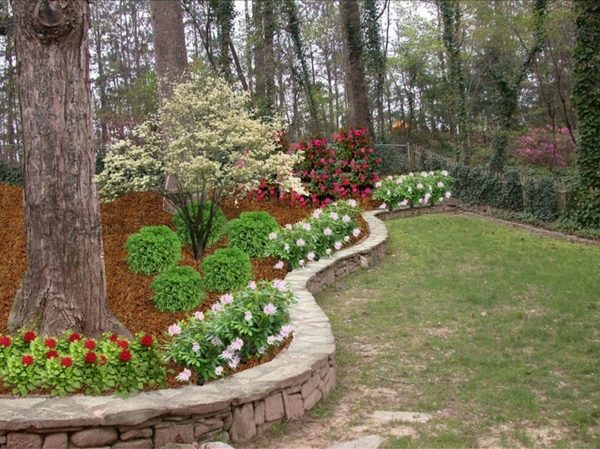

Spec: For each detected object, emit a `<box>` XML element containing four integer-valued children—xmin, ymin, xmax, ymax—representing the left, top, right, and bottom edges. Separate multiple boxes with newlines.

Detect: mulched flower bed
<box><xmin>0</xmin><ymin>184</ymin><xmax>370</xmax><ymax>395</ymax></box>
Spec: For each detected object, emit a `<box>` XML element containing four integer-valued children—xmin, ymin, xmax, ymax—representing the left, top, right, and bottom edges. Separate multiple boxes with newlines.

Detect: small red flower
<box><xmin>117</xmin><ymin>340</ymin><xmax>129</xmax><ymax>349</ymax></box>
<box><xmin>140</xmin><ymin>335</ymin><xmax>153</xmax><ymax>347</ymax></box>
<box><xmin>46</xmin><ymin>350</ymin><xmax>59</xmax><ymax>359</ymax></box>
<box><xmin>84</xmin><ymin>339</ymin><xmax>96</xmax><ymax>350</ymax></box>
<box><xmin>23</xmin><ymin>331</ymin><xmax>36</xmax><ymax>343</ymax></box>
<box><xmin>100</xmin><ymin>355</ymin><xmax>107</xmax><ymax>365</ymax></box>
<box><xmin>44</xmin><ymin>338</ymin><xmax>57</xmax><ymax>349</ymax></box>
<box><xmin>22</xmin><ymin>355</ymin><xmax>34</xmax><ymax>366</ymax></box>
<box><xmin>68</xmin><ymin>332</ymin><xmax>82</xmax><ymax>343</ymax></box>
<box><xmin>0</xmin><ymin>335</ymin><xmax>11</xmax><ymax>347</ymax></box>
<box><xmin>119</xmin><ymin>349</ymin><xmax>132</xmax><ymax>363</ymax></box>
<box><xmin>84</xmin><ymin>351</ymin><xmax>98</xmax><ymax>364</ymax></box>
<box><xmin>61</xmin><ymin>356</ymin><xmax>73</xmax><ymax>368</ymax></box>
<box><xmin>109</xmin><ymin>334</ymin><xmax>119</xmax><ymax>342</ymax></box>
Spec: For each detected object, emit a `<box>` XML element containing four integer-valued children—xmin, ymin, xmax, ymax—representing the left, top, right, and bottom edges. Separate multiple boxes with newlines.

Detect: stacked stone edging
<box><xmin>0</xmin><ymin>211</ymin><xmax>388</xmax><ymax>449</ymax></box>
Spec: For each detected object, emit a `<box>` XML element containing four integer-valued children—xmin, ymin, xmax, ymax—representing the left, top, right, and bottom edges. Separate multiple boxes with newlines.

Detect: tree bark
<box><xmin>149</xmin><ymin>0</ymin><xmax>188</xmax><ymax>102</ymax></box>
<box><xmin>9</xmin><ymin>0</ymin><xmax>126</xmax><ymax>337</ymax></box>
<box><xmin>340</xmin><ymin>0</ymin><xmax>373</xmax><ymax>135</ymax></box>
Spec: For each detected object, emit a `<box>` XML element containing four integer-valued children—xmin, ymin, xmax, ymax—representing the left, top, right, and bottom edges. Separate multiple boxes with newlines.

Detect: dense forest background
<box><xmin>0</xmin><ymin>0</ymin><xmax>579</xmax><ymax>175</ymax></box>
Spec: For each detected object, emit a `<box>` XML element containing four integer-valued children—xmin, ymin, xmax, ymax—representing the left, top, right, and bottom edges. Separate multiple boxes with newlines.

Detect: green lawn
<box><xmin>315</xmin><ymin>214</ymin><xmax>600</xmax><ymax>449</ymax></box>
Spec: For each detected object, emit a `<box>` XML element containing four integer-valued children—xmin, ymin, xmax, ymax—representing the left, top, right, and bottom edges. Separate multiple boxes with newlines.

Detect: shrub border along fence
<box><xmin>0</xmin><ymin>211</ymin><xmax>388</xmax><ymax>449</ymax></box>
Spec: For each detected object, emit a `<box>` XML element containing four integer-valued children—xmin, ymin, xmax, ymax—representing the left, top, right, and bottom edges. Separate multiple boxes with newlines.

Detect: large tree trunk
<box><xmin>149</xmin><ymin>0</ymin><xmax>188</xmax><ymax>102</ymax></box>
<box><xmin>340</xmin><ymin>0</ymin><xmax>373</xmax><ymax>135</ymax></box>
<box><xmin>9</xmin><ymin>0</ymin><xmax>126</xmax><ymax>337</ymax></box>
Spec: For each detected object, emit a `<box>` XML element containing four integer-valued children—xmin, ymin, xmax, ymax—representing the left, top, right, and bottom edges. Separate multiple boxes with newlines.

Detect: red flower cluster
<box><xmin>84</xmin><ymin>339</ymin><xmax>96</xmax><ymax>350</ymax></box>
<box><xmin>45</xmin><ymin>338</ymin><xmax>57</xmax><ymax>348</ymax></box>
<box><xmin>69</xmin><ymin>333</ymin><xmax>82</xmax><ymax>343</ymax></box>
<box><xmin>140</xmin><ymin>335</ymin><xmax>153</xmax><ymax>347</ymax></box>
<box><xmin>0</xmin><ymin>335</ymin><xmax>11</xmax><ymax>347</ymax></box>
<box><xmin>85</xmin><ymin>352</ymin><xmax>98</xmax><ymax>364</ymax></box>
<box><xmin>46</xmin><ymin>350</ymin><xmax>59</xmax><ymax>359</ymax></box>
<box><xmin>119</xmin><ymin>349</ymin><xmax>132</xmax><ymax>363</ymax></box>
<box><xmin>22</xmin><ymin>355</ymin><xmax>34</xmax><ymax>366</ymax></box>
<box><xmin>251</xmin><ymin>128</ymin><xmax>380</xmax><ymax>207</ymax></box>
<box><xmin>23</xmin><ymin>331</ymin><xmax>36</xmax><ymax>343</ymax></box>
<box><xmin>61</xmin><ymin>356</ymin><xmax>73</xmax><ymax>368</ymax></box>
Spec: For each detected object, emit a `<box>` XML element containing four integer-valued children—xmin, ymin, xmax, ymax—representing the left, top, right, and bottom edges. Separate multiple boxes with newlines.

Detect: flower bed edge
<box><xmin>0</xmin><ymin>210</ymin><xmax>388</xmax><ymax>448</ymax></box>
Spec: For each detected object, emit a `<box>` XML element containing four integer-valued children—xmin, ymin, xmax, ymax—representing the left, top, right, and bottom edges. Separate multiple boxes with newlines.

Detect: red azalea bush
<box><xmin>514</xmin><ymin>126</ymin><xmax>576</xmax><ymax>170</ymax></box>
<box><xmin>252</xmin><ymin>128</ymin><xmax>381</xmax><ymax>207</ymax></box>
<box><xmin>0</xmin><ymin>329</ymin><xmax>165</xmax><ymax>397</ymax></box>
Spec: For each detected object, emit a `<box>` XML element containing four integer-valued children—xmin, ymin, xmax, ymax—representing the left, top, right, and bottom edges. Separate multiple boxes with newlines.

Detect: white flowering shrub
<box><xmin>97</xmin><ymin>76</ymin><xmax>304</xmax><ymax>259</ymax></box>
<box><xmin>165</xmin><ymin>279</ymin><xmax>295</xmax><ymax>383</ymax></box>
<box><xmin>373</xmin><ymin>170</ymin><xmax>453</xmax><ymax>211</ymax></box>
<box><xmin>267</xmin><ymin>200</ymin><xmax>363</xmax><ymax>269</ymax></box>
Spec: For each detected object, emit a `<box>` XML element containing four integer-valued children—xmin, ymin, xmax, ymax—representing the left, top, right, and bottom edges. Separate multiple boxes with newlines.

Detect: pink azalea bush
<box><xmin>514</xmin><ymin>126</ymin><xmax>576</xmax><ymax>170</ymax></box>
<box><xmin>251</xmin><ymin>128</ymin><xmax>381</xmax><ymax>207</ymax></box>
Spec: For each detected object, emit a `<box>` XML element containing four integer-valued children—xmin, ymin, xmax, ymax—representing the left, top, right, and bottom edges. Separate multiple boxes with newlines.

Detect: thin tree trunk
<box><xmin>10</xmin><ymin>0</ymin><xmax>126</xmax><ymax>337</ymax></box>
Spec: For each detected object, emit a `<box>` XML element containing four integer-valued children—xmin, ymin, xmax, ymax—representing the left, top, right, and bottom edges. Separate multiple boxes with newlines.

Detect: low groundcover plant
<box><xmin>373</xmin><ymin>170</ymin><xmax>453</xmax><ymax>211</ymax></box>
<box><xmin>165</xmin><ymin>279</ymin><xmax>295</xmax><ymax>384</ymax></box>
<box><xmin>0</xmin><ymin>330</ymin><xmax>165</xmax><ymax>397</ymax></box>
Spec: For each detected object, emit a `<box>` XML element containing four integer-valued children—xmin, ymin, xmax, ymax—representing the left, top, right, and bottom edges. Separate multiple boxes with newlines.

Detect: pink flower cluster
<box><xmin>514</xmin><ymin>126</ymin><xmax>576</xmax><ymax>170</ymax></box>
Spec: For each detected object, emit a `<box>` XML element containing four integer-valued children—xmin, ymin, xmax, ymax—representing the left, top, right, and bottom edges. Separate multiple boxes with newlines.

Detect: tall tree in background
<box><xmin>150</xmin><ymin>0</ymin><xmax>188</xmax><ymax>102</ymax></box>
<box><xmin>438</xmin><ymin>0</ymin><xmax>469</xmax><ymax>162</ymax></box>
<box><xmin>363</xmin><ymin>0</ymin><xmax>386</xmax><ymax>141</ymax></box>
<box><xmin>572</xmin><ymin>0</ymin><xmax>600</xmax><ymax>227</ymax></box>
<box><xmin>341</xmin><ymin>0</ymin><xmax>373</xmax><ymax>135</ymax></box>
<box><xmin>211</xmin><ymin>0</ymin><xmax>234</xmax><ymax>83</ymax></box>
<box><xmin>9</xmin><ymin>0</ymin><xmax>125</xmax><ymax>337</ymax></box>
<box><xmin>487</xmin><ymin>0</ymin><xmax>547</xmax><ymax>173</ymax></box>
<box><xmin>253</xmin><ymin>0</ymin><xmax>276</xmax><ymax>116</ymax></box>
<box><xmin>284</xmin><ymin>0</ymin><xmax>320</xmax><ymax>132</ymax></box>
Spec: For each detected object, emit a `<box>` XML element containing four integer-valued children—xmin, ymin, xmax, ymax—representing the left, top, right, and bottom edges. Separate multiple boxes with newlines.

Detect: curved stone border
<box><xmin>0</xmin><ymin>211</ymin><xmax>388</xmax><ymax>449</ymax></box>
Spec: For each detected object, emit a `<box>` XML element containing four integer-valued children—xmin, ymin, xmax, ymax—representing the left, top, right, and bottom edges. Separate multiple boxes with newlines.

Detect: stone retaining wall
<box><xmin>0</xmin><ymin>211</ymin><xmax>388</xmax><ymax>449</ymax></box>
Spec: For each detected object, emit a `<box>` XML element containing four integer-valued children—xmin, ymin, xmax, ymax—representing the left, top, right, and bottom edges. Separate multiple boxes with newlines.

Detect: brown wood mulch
<box><xmin>0</xmin><ymin>185</ymin><xmax>370</xmax><ymax>338</ymax></box>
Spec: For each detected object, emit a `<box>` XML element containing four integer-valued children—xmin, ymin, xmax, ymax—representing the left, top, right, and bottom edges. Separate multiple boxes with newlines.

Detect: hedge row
<box><xmin>450</xmin><ymin>166</ymin><xmax>561</xmax><ymax>222</ymax></box>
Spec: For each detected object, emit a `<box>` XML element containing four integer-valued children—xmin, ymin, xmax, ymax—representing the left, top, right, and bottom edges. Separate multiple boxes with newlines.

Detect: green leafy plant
<box><xmin>173</xmin><ymin>201</ymin><xmax>228</xmax><ymax>248</ymax></box>
<box><xmin>0</xmin><ymin>330</ymin><xmax>165</xmax><ymax>397</ymax></box>
<box><xmin>151</xmin><ymin>266</ymin><xmax>204</xmax><ymax>312</ymax></box>
<box><xmin>125</xmin><ymin>225</ymin><xmax>181</xmax><ymax>275</ymax></box>
<box><xmin>201</xmin><ymin>247</ymin><xmax>253</xmax><ymax>292</ymax></box>
<box><xmin>524</xmin><ymin>178</ymin><xmax>559</xmax><ymax>221</ymax></box>
<box><xmin>228</xmin><ymin>211</ymin><xmax>279</xmax><ymax>257</ymax></box>
<box><xmin>373</xmin><ymin>170</ymin><xmax>453</xmax><ymax>210</ymax></box>
<box><xmin>267</xmin><ymin>200</ymin><xmax>362</xmax><ymax>269</ymax></box>
<box><xmin>165</xmin><ymin>279</ymin><xmax>295</xmax><ymax>383</ymax></box>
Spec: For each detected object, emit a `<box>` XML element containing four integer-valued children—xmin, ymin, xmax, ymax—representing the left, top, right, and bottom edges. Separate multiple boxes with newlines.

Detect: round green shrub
<box><xmin>151</xmin><ymin>266</ymin><xmax>204</xmax><ymax>312</ymax></box>
<box><xmin>201</xmin><ymin>247</ymin><xmax>253</xmax><ymax>293</ymax></box>
<box><xmin>173</xmin><ymin>201</ymin><xmax>228</xmax><ymax>248</ymax></box>
<box><xmin>125</xmin><ymin>225</ymin><xmax>181</xmax><ymax>275</ymax></box>
<box><xmin>228</xmin><ymin>211</ymin><xmax>280</xmax><ymax>257</ymax></box>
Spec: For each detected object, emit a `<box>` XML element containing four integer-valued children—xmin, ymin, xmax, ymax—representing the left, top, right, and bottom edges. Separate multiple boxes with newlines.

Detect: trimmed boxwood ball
<box><xmin>201</xmin><ymin>247</ymin><xmax>253</xmax><ymax>293</ymax></box>
<box><xmin>228</xmin><ymin>211</ymin><xmax>280</xmax><ymax>257</ymax></box>
<box><xmin>173</xmin><ymin>201</ymin><xmax>228</xmax><ymax>248</ymax></box>
<box><xmin>125</xmin><ymin>225</ymin><xmax>181</xmax><ymax>275</ymax></box>
<box><xmin>151</xmin><ymin>266</ymin><xmax>204</xmax><ymax>312</ymax></box>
